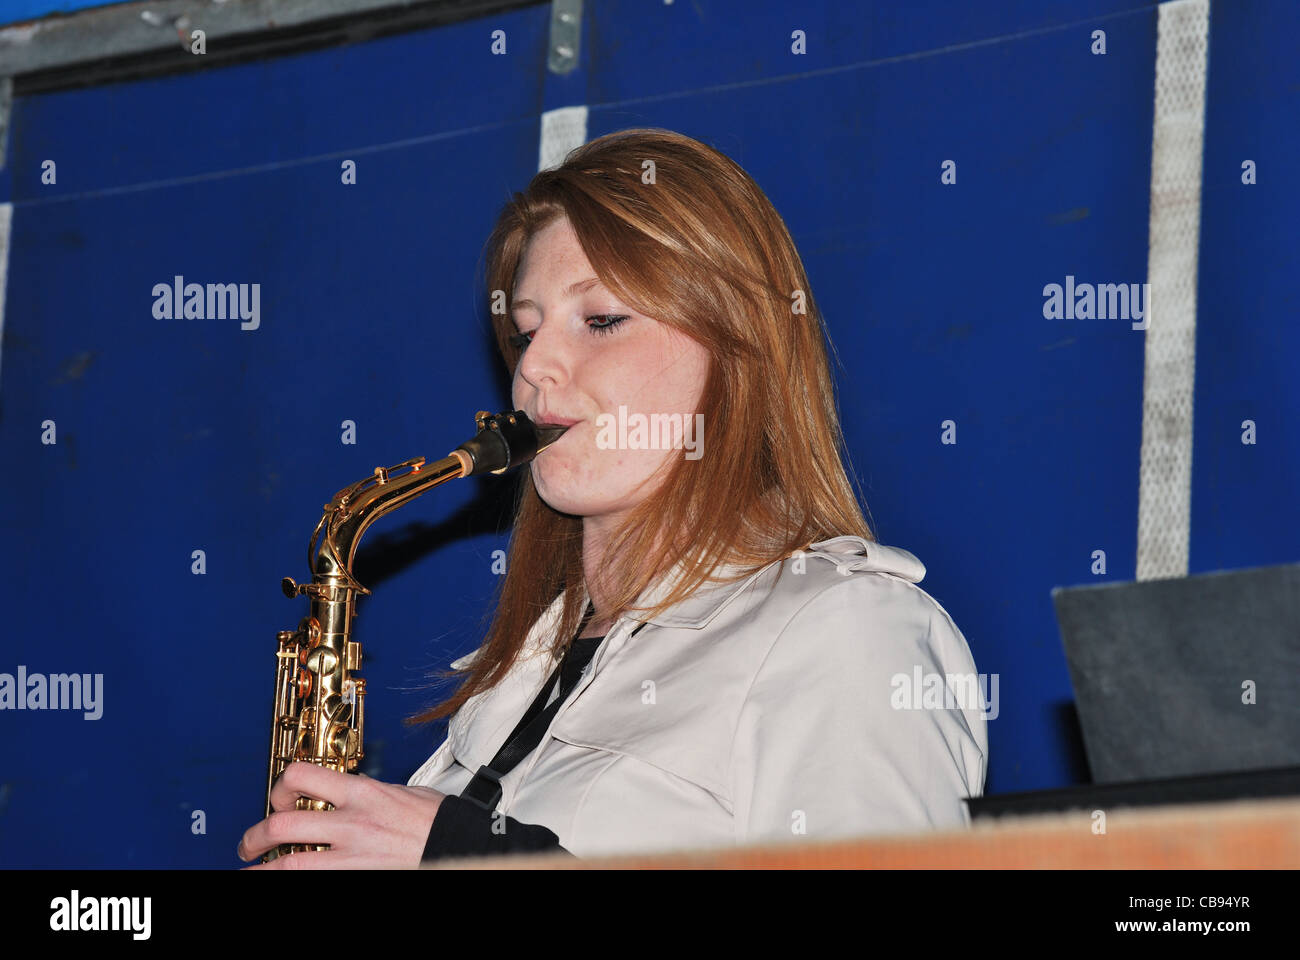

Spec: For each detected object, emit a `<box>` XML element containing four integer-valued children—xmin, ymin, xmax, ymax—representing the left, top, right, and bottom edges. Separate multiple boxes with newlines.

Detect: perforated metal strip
<box><xmin>1136</xmin><ymin>0</ymin><xmax>1210</xmax><ymax>581</ymax></box>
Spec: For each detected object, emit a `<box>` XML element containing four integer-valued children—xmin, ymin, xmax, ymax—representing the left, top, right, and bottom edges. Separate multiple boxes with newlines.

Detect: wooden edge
<box><xmin>420</xmin><ymin>796</ymin><xmax>1300</xmax><ymax>869</ymax></box>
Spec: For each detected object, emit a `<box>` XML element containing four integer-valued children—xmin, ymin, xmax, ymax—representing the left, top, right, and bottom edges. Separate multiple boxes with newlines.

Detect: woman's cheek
<box><xmin>530</xmin><ymin>423</ymin><xmax>674</xmax><ymax>514</ymax></box>
<box><xmin>510</xmin><ymin>374</ymin><xmax>529</xmax><ymax>413</ymax></box>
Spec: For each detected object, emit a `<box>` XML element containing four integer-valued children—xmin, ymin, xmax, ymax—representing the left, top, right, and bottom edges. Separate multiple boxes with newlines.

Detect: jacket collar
<box><xmin>625</xmin><ymin>534</ymin><xmax>927</xmax><ymax>630</ymax></box>
<box><xmin>480</xmin><ymin>535</ymin><xmax>927</xmax><ymax>667</ymax></box>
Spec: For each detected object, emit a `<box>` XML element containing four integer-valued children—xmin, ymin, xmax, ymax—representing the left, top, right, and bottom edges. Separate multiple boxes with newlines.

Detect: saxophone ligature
<box><xmin>261</xmin><ymin>410</ymin><xmax>566</xmax><ymax>862</ymax></box>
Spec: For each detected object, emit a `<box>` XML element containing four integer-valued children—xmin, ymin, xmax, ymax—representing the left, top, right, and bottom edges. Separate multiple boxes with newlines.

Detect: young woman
<box><xmin>238</xmin><ymin>128</ymin><xmax>987</xmax><ymax>868</ymax></box>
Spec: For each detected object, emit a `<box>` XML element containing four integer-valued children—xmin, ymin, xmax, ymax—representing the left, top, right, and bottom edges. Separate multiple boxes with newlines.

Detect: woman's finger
<box><xmin>268</xmin><ymin>761</ymin><xmax>359</xmax><ymax>812</ymax></box>
<box><xmin>237</xmin><ymin>809</ymin><xmax>344</xmax><ymax>862</ymax></box>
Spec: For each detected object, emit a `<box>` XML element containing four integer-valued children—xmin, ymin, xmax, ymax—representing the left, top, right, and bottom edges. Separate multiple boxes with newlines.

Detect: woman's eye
<box><xmin>587</xmin><ymin>315</ymin><xmax>628</xmax><ymax>335</ymax></box>
<box><xmin>510</xmin><ymin>316</ymin><xmax>626</xmax><ymax>351</ymax></box>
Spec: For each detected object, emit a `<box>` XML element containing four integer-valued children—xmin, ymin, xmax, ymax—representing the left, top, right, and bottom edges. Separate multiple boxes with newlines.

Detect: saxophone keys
<box><xmin>329</xmin><ymin>726</ymin><xmax>349</xmax><ymax>758</ymax></box>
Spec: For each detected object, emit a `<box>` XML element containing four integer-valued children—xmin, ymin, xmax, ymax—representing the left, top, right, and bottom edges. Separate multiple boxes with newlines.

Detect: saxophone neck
<box><xmin>298</xmin><ymin>409</ymin><xmax>565</xmax><ymax>593</ymax></box>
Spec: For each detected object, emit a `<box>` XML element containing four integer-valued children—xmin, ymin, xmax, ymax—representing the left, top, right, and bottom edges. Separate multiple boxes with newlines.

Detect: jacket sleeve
<box><xmin>728</xmin><ymin>573</ymin><xmax>988</xmax><ymax>847</ymax></box>
<box><xmin>420</xmin><ymin>794</ymin><xmax>576</xmax><ymax>863</ymax></box>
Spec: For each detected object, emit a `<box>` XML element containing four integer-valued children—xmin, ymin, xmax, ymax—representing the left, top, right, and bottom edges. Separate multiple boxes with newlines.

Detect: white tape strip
<box><xmin>1136</xmin><ymin>0</ymin><xmax>1209</xmax><ymax>581</ymax></box>
<box><xmin>538</xmin><ymin>105</ymin><xmax>588</xmax><ymax>173</ymax></box>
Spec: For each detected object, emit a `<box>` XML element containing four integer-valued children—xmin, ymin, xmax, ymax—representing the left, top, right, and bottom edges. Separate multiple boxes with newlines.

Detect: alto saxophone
<box><xmin>262</xmin><ymin>409</ymin><xmax>566</xmax><ymax>862</ymax></box>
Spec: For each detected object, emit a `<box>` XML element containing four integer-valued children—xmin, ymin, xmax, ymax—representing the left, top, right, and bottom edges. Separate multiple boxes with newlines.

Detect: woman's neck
<box><xmin>579</xmin><ymin>516</ymin><xmax>680</xmax><ymax>638</ymax></box>
<box><xmin>580</xmin><ymin>513</ymin><xmax>626</xmax><ymax>636</ymax></box>
<box><xmin>576</xmin><ymin>620</ymin><xmax>612</xmax><ymax>640</ymax></box>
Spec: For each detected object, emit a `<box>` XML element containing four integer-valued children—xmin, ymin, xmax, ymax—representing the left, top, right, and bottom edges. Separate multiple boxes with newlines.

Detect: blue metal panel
<box><xmin>1193</xmin><ymin>0</ymin><xmax>1300</xmax><ymax>572</ymax></box>
<box><xmin>0</xmin><ymin>3</ymin><xmax>551</xmax><ymax>867</ymax></box>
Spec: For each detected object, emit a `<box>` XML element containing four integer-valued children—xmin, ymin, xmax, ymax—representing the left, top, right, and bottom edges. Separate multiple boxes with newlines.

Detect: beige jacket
<box><xmin>408</xmin><ymin>535</ymin><xmax>988</xmax><ymax>858</ymax></box>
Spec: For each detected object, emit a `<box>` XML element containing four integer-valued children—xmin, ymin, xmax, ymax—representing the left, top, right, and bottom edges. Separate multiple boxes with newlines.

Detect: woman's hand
<box><xmin>238</xmin><ymin>761</ymin><xmax>446</xmax><ymax>869</ymax></box>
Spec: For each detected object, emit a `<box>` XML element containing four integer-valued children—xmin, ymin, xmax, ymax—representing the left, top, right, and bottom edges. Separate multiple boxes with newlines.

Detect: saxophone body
<box><xmin>262</xmin><ymin>410</ymin><xmax>565</xmax><ymax>862</ymax></box>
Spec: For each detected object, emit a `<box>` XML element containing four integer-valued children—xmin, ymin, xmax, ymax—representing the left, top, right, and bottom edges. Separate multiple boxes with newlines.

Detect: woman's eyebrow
<box><xmin>511</xmin><ymin>276</ymin><xmax>603</xmax><ymax>312</ymax></box>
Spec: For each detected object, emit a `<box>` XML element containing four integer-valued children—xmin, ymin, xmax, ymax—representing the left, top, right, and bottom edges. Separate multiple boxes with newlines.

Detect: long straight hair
<box><xmin>406</xmin><ymin>128</ymin><xmax>874</xmax><ymax>726</ymax></box>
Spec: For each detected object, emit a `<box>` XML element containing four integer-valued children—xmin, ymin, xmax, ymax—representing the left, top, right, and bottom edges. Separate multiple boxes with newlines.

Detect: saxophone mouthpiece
<box><xmin>454</xmin><ymin>410</ymin><xmax>567</xmax><ymax>477</ymax></box>
<box><xmin>534</xmin><ymin>422</ymin><xmax>569</xmax><ymax>453</ymax></box>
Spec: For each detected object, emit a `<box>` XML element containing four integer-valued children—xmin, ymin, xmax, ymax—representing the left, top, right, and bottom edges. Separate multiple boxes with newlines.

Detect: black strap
<box><xmin>459</xmin><ymin>606</ymin><xmax>649</xmax><ymax>812</ymax></box>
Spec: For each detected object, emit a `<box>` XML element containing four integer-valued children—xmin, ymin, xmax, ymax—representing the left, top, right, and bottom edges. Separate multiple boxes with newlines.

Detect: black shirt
<box><xmin>419</xmin><ymin>635</ymin><xmax>604</xmax><ymax>863</ymax></box>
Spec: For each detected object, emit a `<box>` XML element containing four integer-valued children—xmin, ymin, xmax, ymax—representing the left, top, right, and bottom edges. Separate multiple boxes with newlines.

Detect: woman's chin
<box><xmin>537</xmin><ymin>493</ymin><xmax>602</xmax><ymax>519</ymax></box>
<box><xmin>531</xmin><ymin>463</ymin><xmax>577</xmax><ymax>514</ymax></box>
<box><xmin>532</xmin><ymin>472</ymin><xmax>613</xmax><ymax>519</ymax></box>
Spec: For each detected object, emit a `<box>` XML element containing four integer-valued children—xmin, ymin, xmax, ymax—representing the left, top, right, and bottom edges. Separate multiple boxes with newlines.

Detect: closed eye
<box><xmin>587</xmin><ymin>314</ymin><xmax>628</xmax><ymax>335</ymax></box>
<box><xmin>509</xmin><ymin>315</ymin><xmax>629</xmax><ymax>351</ymax></box>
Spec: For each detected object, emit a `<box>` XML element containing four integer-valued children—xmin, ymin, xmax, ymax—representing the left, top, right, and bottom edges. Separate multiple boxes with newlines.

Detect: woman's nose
<box><xmin>517</xmin><ymin>322</ymin><xmax>566</xmax><ymax>388</ymax></box>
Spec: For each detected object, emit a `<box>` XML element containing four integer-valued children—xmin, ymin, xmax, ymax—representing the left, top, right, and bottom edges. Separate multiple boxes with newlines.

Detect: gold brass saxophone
<box><xmin>262</xmin><ymin>409</ymin><xmax>567</xmax><ymax>862</ymax></box>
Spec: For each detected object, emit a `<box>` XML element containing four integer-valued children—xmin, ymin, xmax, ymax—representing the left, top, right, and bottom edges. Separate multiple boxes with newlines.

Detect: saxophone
<box><xmin>262</xmin><ymin>409</ymin><xmax>566</xmax><ymax>862</ymax></box>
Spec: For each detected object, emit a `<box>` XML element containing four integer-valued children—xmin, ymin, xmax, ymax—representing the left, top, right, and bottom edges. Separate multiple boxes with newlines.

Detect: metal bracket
<box><xmin>0</xmin><ymin>1</ymin><xmax>547</xmax><ymax>96</ymax></box>
<box><xmin>547</xmin><ymin>0</ymin><xmax>581</xmax><ymax>75</ymax></box>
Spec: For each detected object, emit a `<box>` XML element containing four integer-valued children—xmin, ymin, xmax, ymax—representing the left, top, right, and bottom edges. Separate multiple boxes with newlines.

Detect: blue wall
<box><xmin>1</xmin><ymin>0</ymin><xmax>119</xmax><ymax>25</ymax></box>
<box><xmin>1</xmin><ymin>0</ymin><xmax>1296</xmax><ymax>867</ymax></box>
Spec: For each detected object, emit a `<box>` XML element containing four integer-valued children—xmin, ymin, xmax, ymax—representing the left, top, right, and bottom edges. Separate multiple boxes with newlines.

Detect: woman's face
<box><xmin>510</xmin><ymin>216</ymin><xmax>710</xmax><ymax>525</ymax></box>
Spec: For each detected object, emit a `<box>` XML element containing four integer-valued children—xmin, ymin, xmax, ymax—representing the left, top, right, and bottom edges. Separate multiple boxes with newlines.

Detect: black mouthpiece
<box><xmin>454</xmin><ymin>410</ymin><xmax>567</xmax><ymax>476</ymax></box>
